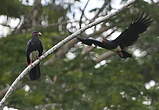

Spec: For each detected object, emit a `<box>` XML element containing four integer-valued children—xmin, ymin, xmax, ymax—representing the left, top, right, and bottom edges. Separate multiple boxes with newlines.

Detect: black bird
<box><xmin>77</xmin><ymin>13</ymin><xmax>152</xmax><ymax>58</ymax></box>
<box><xmin>26</xmin><ymin>32</ymin><xmax>43</xmax><ymax>80</ymax></box>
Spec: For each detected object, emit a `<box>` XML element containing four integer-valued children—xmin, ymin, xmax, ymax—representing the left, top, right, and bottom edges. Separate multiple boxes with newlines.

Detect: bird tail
<box><xmin>29</xmin><ymin>64</ymin><xmax>41</xmax><ymax>80</ymax></box>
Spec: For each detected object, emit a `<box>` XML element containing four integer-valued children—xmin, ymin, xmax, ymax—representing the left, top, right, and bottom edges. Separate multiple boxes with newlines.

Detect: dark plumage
<box><xmin>77</xmin><ymin>13</ymin><xmax>152</xmax><ymax>58</ymax></box>
<box><xmin>26</xmin><ymin>32</ymin><xmax>43</xmax><ymax>80</ymax></box>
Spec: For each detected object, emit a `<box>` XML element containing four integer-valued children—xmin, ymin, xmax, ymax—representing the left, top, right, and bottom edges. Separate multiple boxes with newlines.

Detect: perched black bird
<box><xmin>26</xmin><ymin>32</ymin><xmax>43</xmax><ymax>80</ymax></box>
<box><xmin>77</xmin><ymin>13</ymin><xmax>152</xmax><ymax>58</ymax></box>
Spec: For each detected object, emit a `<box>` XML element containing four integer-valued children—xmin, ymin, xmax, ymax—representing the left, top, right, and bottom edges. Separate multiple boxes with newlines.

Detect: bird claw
<box><xmin>116</xmin><ymin>46</ymin><xmax>122</xmax><ymax>51</ymax></box>
<box><xmin>28</xmin><ymin>62</ymin><xmax>32</xmax><ymax>65</ymax></box>
<box><xmin>116</xmin><ymin>51</ymin><xmax>124</xmax><ymax>57</ymax></box>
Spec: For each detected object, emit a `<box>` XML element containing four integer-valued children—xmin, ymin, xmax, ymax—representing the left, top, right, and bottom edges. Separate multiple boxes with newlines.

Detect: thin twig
<box><xmin>92</xmin><ymin>0</ymin><xmax>108</xmax><ymax>21</ymax></box>
<box><xmin>94</xmin><ymin>51</ymin><xmax>115</xmax><ymax>63</ymax></box>
<box><xmin>0</xmin><ymin>24</ymin><xmax>11</xmax><ymax>28</ymax></box>
<box><xmin>79</xmin><ymin>0</ymin><xmax>90</xmax><ymax>29</ymax></box>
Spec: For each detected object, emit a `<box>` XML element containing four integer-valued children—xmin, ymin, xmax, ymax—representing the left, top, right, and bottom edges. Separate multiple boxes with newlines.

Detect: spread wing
<box><xmin>77</xmin><ymin>37</ymin><xmax>106</xmax><ymax>48</ymax></box>
<box><xmin>112</xmin><ymin>13</ymin><xmax>153</xmax><ymax>48</ymax></box>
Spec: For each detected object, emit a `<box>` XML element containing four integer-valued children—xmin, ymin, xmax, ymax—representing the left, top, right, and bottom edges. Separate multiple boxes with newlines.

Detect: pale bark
<box><xmin>94</xmin><ymin>51</ymin><xmax>115</xmax><ymax>63</ymax></box>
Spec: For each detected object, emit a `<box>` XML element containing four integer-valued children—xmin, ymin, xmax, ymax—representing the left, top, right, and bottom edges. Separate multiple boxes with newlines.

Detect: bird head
<box><xmin>32</xmin><ymin>31</ymin><xmax>42</xmax><ymax>37</ymax></box>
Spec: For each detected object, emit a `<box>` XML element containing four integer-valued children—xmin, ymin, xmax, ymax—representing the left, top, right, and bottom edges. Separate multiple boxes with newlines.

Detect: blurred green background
<box><xmin>0</xmin><ymin>0</ymin><xmax>159</xmax><ymax>110</ymax></box>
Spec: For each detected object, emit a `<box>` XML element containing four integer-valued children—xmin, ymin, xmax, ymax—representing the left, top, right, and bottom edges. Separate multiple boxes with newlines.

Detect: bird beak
<box><xmin>38</xmin><ymin>32</ymin><xmax>42</xmax><ymax>36</ymax></box>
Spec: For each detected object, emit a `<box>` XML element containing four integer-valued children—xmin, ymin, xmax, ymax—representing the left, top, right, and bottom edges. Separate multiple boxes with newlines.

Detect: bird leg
<box><xmin>115</xmin><ymin>47</ymin><xmax>132</xmax><ymax>58</ymax></box>
<box><xmin>116</xmin><ymin>46</ymin><xmax>122</xmax><ymax>51</ymax></box>
<box><xmin>114</xmin><ymin>46</ymin><xmax>124</xmax><ymax>57</ymax></box>
<box><xmin>116</xmin><ymin>50</ymin><xmax>124</xmax><ymax>57</ymax></box>
<box><xmin>92</xmin><ymin>44</ymin><xmax>97</xmax><ymax>48</ymax></box>
<box><xmin>28</xmin><ymin>61</ymin><xmax>33</xmax><ymax>65</ymax></box>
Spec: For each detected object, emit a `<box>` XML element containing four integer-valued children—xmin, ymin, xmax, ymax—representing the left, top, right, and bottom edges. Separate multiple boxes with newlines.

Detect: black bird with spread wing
<box><xmin>77</xmin><ymin>13</ymin><xmax>153</xmax><ymax>58</ymax></box>
<box><xmin>26</xmin><ymin>32</ymin><xmax>43</xmax><ymax>80</ymax></box>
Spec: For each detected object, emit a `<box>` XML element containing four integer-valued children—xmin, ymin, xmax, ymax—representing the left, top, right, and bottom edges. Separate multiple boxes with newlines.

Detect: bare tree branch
<box><xmin>15</xmin><ymin>0</ymin><xmax>42</xmax><ymax>33</ymax></box>
<box><xmin>91</xmin><ymin>0</ymin><xmax>108</xmax><ymax>21</ymax></box>
<box><xmin>94</xmin><ymin>51</ymin><xmax>115</xmax><ymax>63</ymax></box>
<box><xmin>0</xmin><ymin>24</ymin><xmax>11</xmax><ymax>28</ymax></box>
<box><xmin>0</xmin><ymin>1</ymin><xmax>135</xmax><ymax>107</ymax></box>
<box><xmin>23</xmin><ymin>103</ymin><xmax>62</xmax><ymax>110</ymax></box>
<box><xmin>94</xmin><ymin>46</ymin><xmax>128</xmax><ymax>63</ymax></box>
<box><xmin>79</xmin><ymin>0</ymin><xmax>90</xmax><ymax>29</ymax></box>
<box><xmin>43</xmin><ymin>38</ymin><xmax>78</xmax><ymax>66</ymax></box>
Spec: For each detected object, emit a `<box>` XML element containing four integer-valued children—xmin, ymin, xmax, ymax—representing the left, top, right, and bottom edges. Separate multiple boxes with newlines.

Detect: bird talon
<box><xmin>116</xmin><ymin>46</ymin><xmax>122</xmax><ymax>51</ymax></box>
<box><xmin>116</xmin><ymin>51</ymin><xmax>124</xmax><ymax>57</ymax></box>
<box><xmin>28</xmin><ymin>62</ymin><xmax>32</xmax><ymax>65</ymax></box>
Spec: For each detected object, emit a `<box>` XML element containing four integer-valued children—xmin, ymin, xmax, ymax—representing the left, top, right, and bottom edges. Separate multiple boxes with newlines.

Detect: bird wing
<box><xmin>113</xmin><ymin>13</ymin><xmax>153</xmax><ymax>48</ymax></box>
<box><xmin>77</xmin><ymin>37</ymin><xmax>118</xmax><ymax>49</ymax></box>
<box><xmin>26</xmin><ymin>39</ymin><xmax>43</xmax><ymax>64</ymax></box>
<box><xmin>77</xmin><ymin>37</ymin><xmax>106</xmax><ymax>48</ymax></box>
<box><xmin>37</xmin><ymin>40</ymin><xmax>43</xmax><ymax>56</ymax></box>
<box><xmin>26</xmin><ymin>40</ymin><xmax>32</xmax><ymax>64</ymax></box>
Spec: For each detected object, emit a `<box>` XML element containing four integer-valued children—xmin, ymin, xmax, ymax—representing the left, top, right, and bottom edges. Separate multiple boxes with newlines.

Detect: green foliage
<box><xmin>0</xmin><ymin>0</ymin><xmax>24</xmax><ymax>18</ymax></box>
